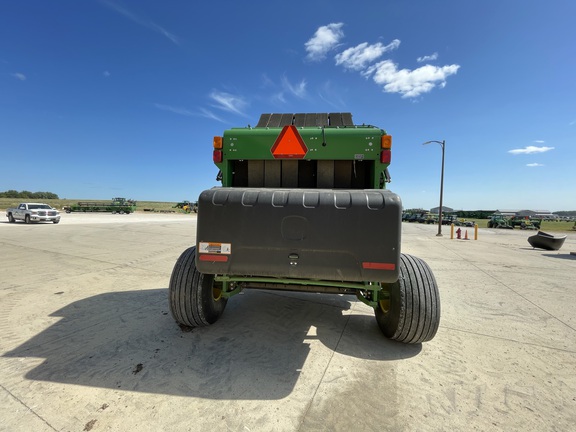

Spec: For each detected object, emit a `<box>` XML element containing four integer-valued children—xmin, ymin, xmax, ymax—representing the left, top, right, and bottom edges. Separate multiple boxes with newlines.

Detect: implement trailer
<box><xmin>65</xmin><ymin>197</ymin><xmax>136</xmax><ymax>214</ymax></box>
<box><xmin>169</xmin><ymin>113</ymin><xmax>440</xmax><ymax>343</ymax></box>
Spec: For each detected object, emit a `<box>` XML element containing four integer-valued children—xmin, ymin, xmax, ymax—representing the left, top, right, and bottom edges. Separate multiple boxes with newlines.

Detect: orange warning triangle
<box><xmin>271</xmin><ymin>125</ymin><xmax>308</xmax><ymax>159</ymax></box>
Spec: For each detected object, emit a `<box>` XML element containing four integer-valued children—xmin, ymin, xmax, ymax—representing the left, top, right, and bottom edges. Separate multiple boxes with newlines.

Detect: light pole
<box><xmin>423</xmin><ymin>140</ymin><xmax>445</xmax><ymax>236</ymax></box>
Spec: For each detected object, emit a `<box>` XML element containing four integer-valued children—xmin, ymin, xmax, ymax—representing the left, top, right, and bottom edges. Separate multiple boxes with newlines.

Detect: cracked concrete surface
<box><xmin>1</xmin><ymin>213</ymin><xmax>575</xmax><ymax>431</ymax></box>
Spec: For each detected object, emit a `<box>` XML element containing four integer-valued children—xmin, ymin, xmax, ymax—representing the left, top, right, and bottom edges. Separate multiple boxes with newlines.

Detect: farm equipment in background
<box><xmin>508</xmin><ymin>216</ymin><xmax>541</xmax><ymax>230</ymax></box>
<box><xmin>487</xmin><ymin>214</ymin><xmax>541</xmax><ymax>230</ymax></box>
<box><xmin>424</xmin><ymin>214</ymin><xmax>438</xmax><ymax>224</ymax></box>
<box><xmin>64</xmin><ymin>197</ymin><xmax>136</xmax><ymax>214</ymax></box>
<box><xmin>487</xmin><ymin>215</ymin><xmax>513</xmax><ymax>229</ymax></box>
<box><xmin>174</xmin><ymin>201</ymin><xmax>191</xmax><ymax>209</ymax></box>
<box><xmin>174</xmin><ymin>201</ymin><xmax>198</xmax><ymax>213</ymax></box>
<box><xmin>442</xmin><ymin>215</ymin><xmax>458</xmax><ymax>225</ymax></box>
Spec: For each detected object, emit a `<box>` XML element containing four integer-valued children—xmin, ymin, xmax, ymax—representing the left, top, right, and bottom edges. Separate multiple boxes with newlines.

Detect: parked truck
<box><xmin>6</xmin><ymin>203</ymin><xmax>61</xmax><ymax>224</ymax></box>
<box><xmin>169</xmin><ymin>113</ymin><xmax>441</xmax><ymax>344</ymax></box>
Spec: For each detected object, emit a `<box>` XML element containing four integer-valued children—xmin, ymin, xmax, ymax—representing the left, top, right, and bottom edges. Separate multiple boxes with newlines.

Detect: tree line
<box><xmin>0</xmin><ymin>190</ymin><xmax>60</xmax><ymax>199</ymax></box>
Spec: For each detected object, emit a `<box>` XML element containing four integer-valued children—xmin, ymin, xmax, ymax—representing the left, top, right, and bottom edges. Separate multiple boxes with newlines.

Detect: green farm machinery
<box><xmin>168</xmin><ymin>113</ymin><xmax>441</xmax><ymax>344</ymax></box>
<box><xmin>65</xmin><ymin>197</ymin><xmax>136</xmax><ymax>214</ymax></box>
<box><xmin>487</xmin><ymin>214</ymin><xmax>541</xmax><ymax>230</ymax></box>
<box><xmin>173</xmin><ymin>201</ymin><xmax>198</xmax><ymax>213</ymax></box>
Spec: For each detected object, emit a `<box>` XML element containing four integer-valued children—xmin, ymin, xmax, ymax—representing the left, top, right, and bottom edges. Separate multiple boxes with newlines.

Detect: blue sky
<box><xmin>1</xmin><ymin>0</ymin><xmax>575</xmax><ymax>211</ymax></box>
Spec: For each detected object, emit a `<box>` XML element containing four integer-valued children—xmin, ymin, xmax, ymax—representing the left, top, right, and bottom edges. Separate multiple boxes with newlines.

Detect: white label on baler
<box><xmin>199</xmin><ymin>242</ymin><xmax>231</xmax><ymax>254</ymax></box>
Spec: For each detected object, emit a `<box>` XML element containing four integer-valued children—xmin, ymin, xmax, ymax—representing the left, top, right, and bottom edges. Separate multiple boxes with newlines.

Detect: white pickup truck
<box><xmin>6</xmin><ymin>203</ymin><xmax>61</xmax><ymax>224</ymax></box>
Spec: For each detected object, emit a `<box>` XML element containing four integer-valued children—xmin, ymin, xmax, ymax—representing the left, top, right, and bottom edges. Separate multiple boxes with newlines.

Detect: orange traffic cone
<box><xmin>464</xmin><ymin>230</ymin><xmax>469</xmax><ymax>240</ymax></box>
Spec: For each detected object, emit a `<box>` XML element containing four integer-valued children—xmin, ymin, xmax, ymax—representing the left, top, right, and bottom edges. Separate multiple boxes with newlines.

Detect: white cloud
<box><xmin>335</xmin><ymin>40</ymin><xmax>400</xmax><ymax>71</ymax></box>
<box><xmin>533</xmin><ymin>140</ymin><xmax>545</xmax><ymax>143</ymax></box>
<box><xmin>526</xmin><ymin>163</ymin><xmax>544</xmax><ymax>167</ymax></box>
<box><xmin>261</xmin><ymin>75</ymin><xmax>307</xmax><ymax>104</ymax></box>
<box><xmin>364</xmin><ymin>61</ymin><xmax>460</xmax><ymax>98</ymax></box>
<box><xmin>305</xmin><ymin>23</ymin><xmax>344</xmax><ymax>61</ymax></box>
<box><xmin>317</xmin><ymin>80</ymin><xmax>346</xmax><ymax>108</ymax></box>
<box><xmin>198</xmin><ymin>108</ymin><xmax>225</xmax><ymax>123</ymax></box>
<box><xmin>154</xmin><ymin>103</ymin><xmax>195</xmax><ymax>116</ymax></box>
<box><xmin>209</xmin><ymin>91</ymin><xmax>248</xmax><ymax>116</ymax></box>
<box><xmin>304</xmin><ymin>23</ymin><xmax>459</xmax><ymax>99</ymax></box>
<box><xmin>103</xmin><ymin>70</ymin><xmax>111</xmax><ymax>77</ymax></box>
<box><xmin>12</xmin><ymin>72</ymin><xmax>26</xmax><ymax>81</ymax></box>
<box><xmin>508</xmin><ymin>146</ymin><xmax>554</xmax><ymax>155</ymax></box>
<box><xmin>100</xmin><ymin>0</ymin><xmax>179</xmax><ymax>44</ymax></box>
<box><xmin>417</xmin><ymin>52</ymin><xmax>438</xmax><ymax>63</ymax></box>
<box><xmin>154</xmin><ymin>103</ymin><xmax>226</xmax><ymax>123</ymax></box>
<box><xmin>281</xmin><ymin>76</ymin><xmax>307</xmax><ymax>98</ymax></box>
<box><xmin>271</xmin><ymin>91</ymin><xmax>286</xmax><ymax>104</ymax></box>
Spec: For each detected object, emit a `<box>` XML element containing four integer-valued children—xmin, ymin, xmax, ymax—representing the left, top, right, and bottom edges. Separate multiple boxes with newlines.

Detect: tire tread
<box><xmin>375</xmin><ymin>253</ymin><xmax>440</xmax><ymax>343</ymax></box>
<box><xmin>169</xmin><ymin>246</ymin><xmax>227</xmax><ymax>328</ymax></box>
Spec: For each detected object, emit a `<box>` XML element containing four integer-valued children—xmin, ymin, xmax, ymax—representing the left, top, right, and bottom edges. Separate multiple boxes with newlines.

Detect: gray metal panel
<box><xmin>304</xmin><ymin>113</ymin><xmax>317</xmax><ymax>127</ymax></box>
<box><xmin>329</xmin><ymin>113</ymin><xmax>343</xmax><ymax>126</ymax></box>
<box><xmin>256</xmin><ymin>114</ymin><xmax>271</xmax><ymax>128</ymax></box>
<box><xmin>279</xmin><ymin>113</ymin><xmax>294</xmax><ymax>126</ymax></box>
<box><xmin>267</xmin><ymin>114</ymin><xmax>283</xmax><ymax>128</ymax></box>
<box><xmin>294</xmin><ymin>113</ymin><xmax>306</xmax><ymax>127</ymax></box>
<box><xmin>316</xmin><ymin>160</ymin><xmax>334</xmax><ymax>188</ymax></box>
<box><xmin>264</xmin><ymin>160</ymin><xmax>282</xmax><ymax>187</ymax></box>
<box><xmin>316</xmin><ymin>113</ymin><xmax>329</xmax><ymax>127</ymax></box>
<box><xmin>248</xmin><ymin>160</ymin><xmax>264</xmax><ymax>187</ymax></box>
<box><xmin>281</xmin><ymin>160</ymin><xmax>298</xmax><ymax>187</ymax></box>
<box><xmin>256</xmin><ymin>113</ymin><xmax>355</xmax><ymax>128</ymax></box>
<box><xmin>334</xmin><ymin>160</ymin><xmax>352</xmax><ymax>188</ymax></box>
<box><xmin>196</xmin><ymin>187</ymin><xmax>402</xmax><ymax>283</ymax></box>
<box><xmin>341</xmin><ymin>112</ymin><xmax>353</xmax><ymax>126</ymax></box>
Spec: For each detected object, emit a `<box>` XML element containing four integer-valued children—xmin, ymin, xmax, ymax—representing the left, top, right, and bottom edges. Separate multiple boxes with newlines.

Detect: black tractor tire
<box><xmin>25</xmin><ymin>214</ymin><xmax>31</xmax><ymax>224</ymax></box>
<box><xmin>169</xmin><ymin>246</ymin><xmax>227</xmax><ymax>328</ymax></box>
<box><xmin>8</xmin><ymin>213</ymin><xmax>15</xmax><ymax>223</ymax></box>
<box><xmin>375</xmin><ymin>253</ymin><xmax>440</xmax><ymax>343</ymax></box>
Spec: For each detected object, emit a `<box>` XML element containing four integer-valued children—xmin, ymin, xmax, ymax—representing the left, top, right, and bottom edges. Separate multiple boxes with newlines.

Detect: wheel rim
<box><xmin>379</xmin><ymin>298</ymin><xmax>390</xmax><ymax>313</ymax></box>
<box><xmin>212</xmin><ymin>286</ymin><xmax>222</xmax><ymax>301</ymax></box>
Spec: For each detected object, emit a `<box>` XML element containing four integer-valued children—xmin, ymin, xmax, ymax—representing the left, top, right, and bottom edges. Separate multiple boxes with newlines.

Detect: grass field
<box><xmin>0</xmin><ymin>198</ymin><xmax>180</xmax><ymax>213</ymax></box>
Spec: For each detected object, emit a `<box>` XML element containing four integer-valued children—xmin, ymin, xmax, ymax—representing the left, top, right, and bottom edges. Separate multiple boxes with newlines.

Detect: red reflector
<box><xmin>199</xmin><ymin>254</ymin><xmax>228</xmax><ymax>262</ymax></box>
<box><xmin>380</xmin><ymin>149</ymin><xmax>391</xmax><ymax>164</ymax></box>
<box><xmin>271</xmin><ymin>125</ymin><xmax>308</xmax><ymax>159</ymax></box>
<box><xmin>213</xmin><ymin>150</ymin><xmax>223</xmax><ymax>163</ymax></box>
<box><xmin>362</xmin><ymin>262</ymin><xmax>396</xmax><ymax>270</ymax></box>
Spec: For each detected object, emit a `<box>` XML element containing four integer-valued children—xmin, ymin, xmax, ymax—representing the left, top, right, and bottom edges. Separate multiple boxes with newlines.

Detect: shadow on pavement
<box><xmin>542</xmin><ymin>253</ymin><xmax>576</xmax><ymax>260</ymax></box>
<box><xmin>4</xmin><ymin>288</ymin><xmax>420</xmax><ymax>399</ymax></box>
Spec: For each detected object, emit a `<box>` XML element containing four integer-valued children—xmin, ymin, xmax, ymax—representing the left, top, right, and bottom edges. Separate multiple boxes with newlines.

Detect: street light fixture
<box><xmin>423</xmin><ymin>140</ymin><xmax>445</xmax><ymax>237</ymax></box>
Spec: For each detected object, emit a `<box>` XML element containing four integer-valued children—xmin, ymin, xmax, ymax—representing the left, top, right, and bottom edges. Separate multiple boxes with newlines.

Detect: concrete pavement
<box><xmin>1</xmin><ymin>213</ymin><xmax>575</xmax><ymax>431</ymax></box>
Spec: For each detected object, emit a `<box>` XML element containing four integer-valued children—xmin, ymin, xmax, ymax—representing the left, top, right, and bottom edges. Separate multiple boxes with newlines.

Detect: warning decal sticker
<box><xmin>199</xmin><ymin>242</ymin><xmax>232</xmax><ymax>255</ymax></box>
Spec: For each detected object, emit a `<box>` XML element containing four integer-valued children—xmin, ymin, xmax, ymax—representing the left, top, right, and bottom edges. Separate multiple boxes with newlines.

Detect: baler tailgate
<box><xmin>196</xmin><ymin>187</ymin><xmax>402</xmax><ymax>283</ymax></box>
